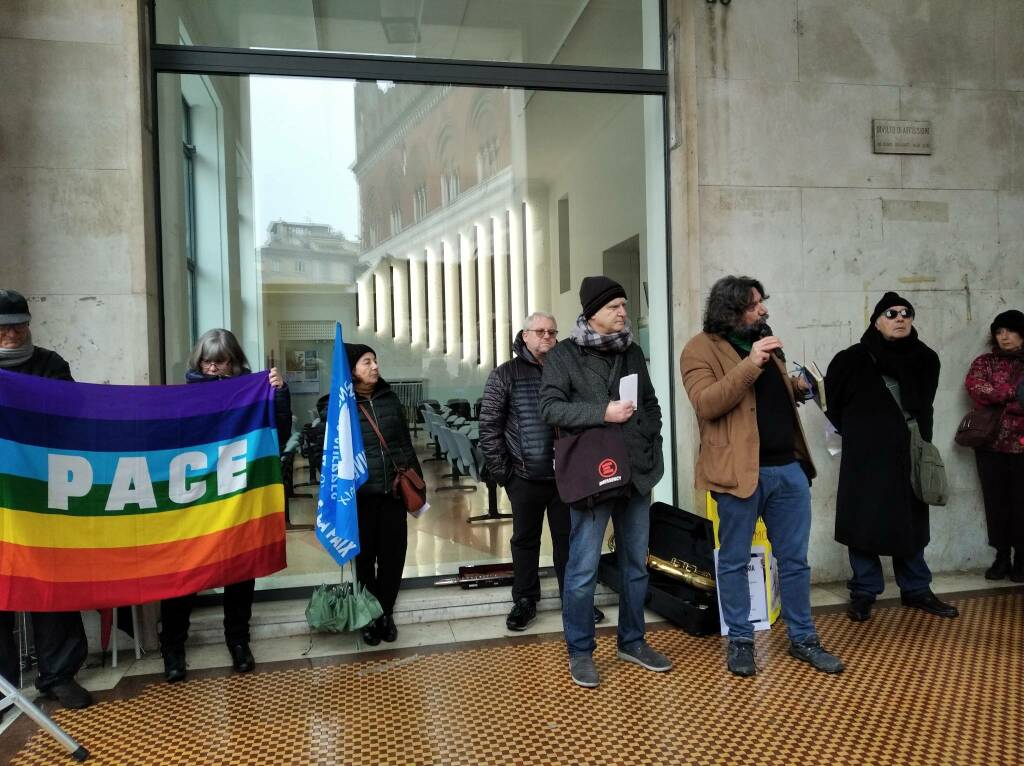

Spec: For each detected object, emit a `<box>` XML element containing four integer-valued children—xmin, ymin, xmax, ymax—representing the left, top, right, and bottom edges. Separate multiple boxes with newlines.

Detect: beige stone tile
<box><xmin>797</xmin><ymin>0</ymin><xmax>996</xmax><ymax>89</ymax></box>
<box><xmin>0</xmin><ymin>0</ymin><xmax>125</xmax><ymax>45</ymax></box>
<box><xmin>697</xmin><ymin>78</ymin><xmax>901</xmax><ymax>188</ymax></box>
<box><xmin>695</xmin><ymin>0</ymin><xmax>799</xmax><ymax>82</ymax></box>
<box><xmin>995</xmin><ymin>0</ymin><xmax>1024</xmax><ymax>91</ymax></box>
<box><xmin>0</xmin><ymin>38</ymin><xmax>128</xmax><ymax>170</ymax></box>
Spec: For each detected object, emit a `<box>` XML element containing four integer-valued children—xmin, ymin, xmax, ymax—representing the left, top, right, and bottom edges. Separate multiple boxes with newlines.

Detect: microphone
<box><xmin>758</xmin><ymin>323</ymin><xmax>785</xmax><ymax>363</ymax></box>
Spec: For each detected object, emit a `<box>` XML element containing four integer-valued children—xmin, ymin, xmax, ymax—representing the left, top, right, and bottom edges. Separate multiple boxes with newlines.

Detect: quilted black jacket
<box><xmin>355</xmin><ymin>378</ymin><xmax>422</xmax><ymax>496</ymax></box>
<box><xmin>478</xmin><ymin>332</ymin><xmax>556</xmax><ymax>484</ymax></box>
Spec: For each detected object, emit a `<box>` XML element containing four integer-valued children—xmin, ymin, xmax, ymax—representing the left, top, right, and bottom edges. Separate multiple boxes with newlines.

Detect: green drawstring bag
<box><xmin>305</xmin><ymin>564</ymin><xmax>383</xmax><ymax>633</ymax></box>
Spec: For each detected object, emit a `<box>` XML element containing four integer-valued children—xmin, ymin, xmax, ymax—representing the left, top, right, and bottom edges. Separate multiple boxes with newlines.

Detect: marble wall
<box><xmin>0</xmin><ymin>0</ymin><xmax>158</xmax><ymax>386</ymax></box>
<box><xmin>669</xmin><ymin>0</ymin><xmax>1024</xmax><ymax>580</ymax></box>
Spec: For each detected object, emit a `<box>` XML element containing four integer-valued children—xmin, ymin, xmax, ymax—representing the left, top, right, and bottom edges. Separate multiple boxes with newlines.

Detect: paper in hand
<box><xmin>619</xmin><ymin>373</ymin><xmax>639</xmax><ymax>408</ymax></box>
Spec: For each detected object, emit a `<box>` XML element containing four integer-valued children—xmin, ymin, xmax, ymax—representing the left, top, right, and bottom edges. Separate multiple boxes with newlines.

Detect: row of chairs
<box><xmin>419</xmin><ymin>405</ymin><xmax>511</xmax><ymax>524</ymax></box>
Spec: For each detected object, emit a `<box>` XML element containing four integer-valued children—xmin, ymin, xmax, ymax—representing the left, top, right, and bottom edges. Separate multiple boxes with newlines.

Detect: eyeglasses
<box><xmin>527</xmin><ymin>329</ymin><xmax>558</xmax><ymax>338</ymax></box>
<box><xmin>882</xmin><ymin>308</ymin><xmax>914</xmax><ymax>320</ymax></box>
<box><xmin>0</xmin><ymin>323</ymin><xmax>28</xmax><ymax>334</ymax></box>
<box><xmin>200</xmin><ymin>358</ymin><xmax>229</xmax><ymax>369</ymax></box>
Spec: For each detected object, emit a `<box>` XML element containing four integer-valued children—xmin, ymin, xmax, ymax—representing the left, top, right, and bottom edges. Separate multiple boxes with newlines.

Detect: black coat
<box><xmin>355</xmin><ymin>379</ymin><xmax>422</xmax><ymax>497</ymax></box>
<box><xmin>824</xmin><ymin>330</ymin><xmax>940</xmax><ymax>557</ymax></box>
<box><xmin>3</xmin><ymin>347</ymin><xmax>72</xmax><ymax>381</ymax></box>
<box><xmin>185</xmin><ymin>369</ymin><xmax>292</xmax><ymax>454</ymax></box>
<box><xmin>478</xmin><ymin>332</ymin><xmax>555</xmax><ymax>484</ymax></box>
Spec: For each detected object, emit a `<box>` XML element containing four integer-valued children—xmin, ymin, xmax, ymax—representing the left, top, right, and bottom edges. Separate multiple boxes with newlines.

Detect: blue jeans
<box><xmin>562</xmin><ymin>490</ymin><xmax>650</xmax><ymax>656</ymax></box>
<box><xmin>848</xmin><ymin>547</ymin><xmax>932</xmax><ymax>600</ymax></box>
<box><xmin>712</xmin><ymin>462</ymin><xmax>816</xmax><ymax>643</ymax></box>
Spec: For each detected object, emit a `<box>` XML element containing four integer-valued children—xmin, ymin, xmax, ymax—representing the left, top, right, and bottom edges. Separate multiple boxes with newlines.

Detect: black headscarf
<box><xmin>860</xmin><ymin>324</ymin><xmax>940</xmax><ymax>439</ymax></box>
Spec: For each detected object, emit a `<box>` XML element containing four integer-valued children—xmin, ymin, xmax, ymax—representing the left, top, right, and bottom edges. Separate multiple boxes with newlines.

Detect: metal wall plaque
<box><xmin>872</xmin><ymin>119</ymin><xmax>932</xmax><ymax>155</ymax></box>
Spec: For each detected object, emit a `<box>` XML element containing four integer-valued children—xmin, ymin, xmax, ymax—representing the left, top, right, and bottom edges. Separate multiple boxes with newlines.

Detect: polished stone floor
<box><xmin>3</xmin><ymin>586</ymin><xmax>1021</xmax><ymax>765</ymax></box>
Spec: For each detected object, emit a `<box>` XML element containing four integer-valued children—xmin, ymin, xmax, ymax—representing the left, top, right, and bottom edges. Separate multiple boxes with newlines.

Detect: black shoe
<box><xmin>506</xmin><ymin>598</ymin><xmax>537</xmax><ymax>631</ymax></box>
<box><xmin>788</xmin><ymin>638</ymin><xmax>844</xmax><ymax>674</ymax></box>
<box><xmin>42</xmin><ymin>680</ymin><xmax>93</xmax><ymax>709</ymax></box>
<box><xmin>901</xmin><ymin>589</ymin><xmax>959</xmax><ymax>618</ymax></box>
<box><xmin>228</xmin><ymin>643</ymin><xmax>255</xmax><ymax>673</ymax></box>
<box><xmin>162</xmin><ymin>647</ymin><xmax>187</xmax><ymax>683</ymax></box>
<box><xmin>1011</xmin><ymin>549</ymin><xmax>1024</xmax><ymax>583</ymax></box>
<box><xmin>726</xmin><ymin>640</ymin><xmax>756</xmax><ymax>677</ymax></box>
<box><xmin>593</xmin><ymin>607</ymin><xmax>605</xmax><ymax>624</ymax></box>
<box><xmin>361</xmin><ymin>621</ymin><xmax>381</xmax><ymax>646</ymax></box>
<box><xmin>847</xmin><ymin>595</ymin><xmax>873</xmax><ymax>622</ymax></box>
<box><xmin>378</xmin><ymin>615</ymin><xmax>398</xmax><ymax>643</ymax></box>
<box><xmin>985</xmin><ymin>550</ymin><xmax>1012</xmax><ymax>580</ymax></box>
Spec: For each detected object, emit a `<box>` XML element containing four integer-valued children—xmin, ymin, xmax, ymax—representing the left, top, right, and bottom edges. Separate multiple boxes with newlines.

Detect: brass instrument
<box><xmin>608</xmin><ymin>534</ymin><xmax>716</xmax><ymax>592</ymax></box>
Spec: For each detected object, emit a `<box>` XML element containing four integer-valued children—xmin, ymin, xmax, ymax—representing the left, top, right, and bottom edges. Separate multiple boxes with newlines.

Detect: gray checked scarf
<box><xmin>570</xmin><ymin>314</ymin><xmax>633</xmax><ymax>353</ymax></box>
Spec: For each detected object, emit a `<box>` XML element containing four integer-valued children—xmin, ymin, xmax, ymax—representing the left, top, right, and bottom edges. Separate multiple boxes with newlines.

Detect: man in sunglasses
<box><xmin>681</xmin><ymin>276</ymin><xmax>843</xmax><ymax>677</ymax></box>
<box><xmin>825</xmin><ymin>291</ymin><xmax>958</xmax><ymax>623</ymax></box>
<box><xmin>480</xmin><ymin>312</ymin><xmax>595</xmax><ymax>632</ymax></box>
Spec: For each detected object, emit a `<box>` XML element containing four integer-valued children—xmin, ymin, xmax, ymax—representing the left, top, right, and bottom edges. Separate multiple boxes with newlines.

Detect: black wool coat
<box><xmin>355</xmin><ymin>379</ymin><xmax>422</xmax><ymax>497</ymax></box>
<box><xmin>4</xmin><ymin>347</ymin><xmax>73</xmax><ymax>381</ymax></box>
<box><xmin>824</xmin><ymin>336</ymin><xmax>939</xmax><ymax>557</ymax></box>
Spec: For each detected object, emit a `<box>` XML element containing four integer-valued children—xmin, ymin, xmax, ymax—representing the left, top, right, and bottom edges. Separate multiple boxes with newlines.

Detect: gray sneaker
<box><xmin>788</xmin><ymin>638</ymin><xmax>845</xmax><ymax>674</ymax></box>
<box><xmin>616</xmin><ymin>641</ymin><xmax>672</xmax><ymax>672</ymax></box>
<box><xmin>568</xmin><ymin>654</ymin><xmax>600</xmax><ymax>688</ymax></box>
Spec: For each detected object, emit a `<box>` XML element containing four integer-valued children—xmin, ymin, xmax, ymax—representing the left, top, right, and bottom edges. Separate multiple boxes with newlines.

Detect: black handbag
<box><xmin>553</xmin><ymin>355</ymin><xmax>632</xmax><ymax>508</ymax></box>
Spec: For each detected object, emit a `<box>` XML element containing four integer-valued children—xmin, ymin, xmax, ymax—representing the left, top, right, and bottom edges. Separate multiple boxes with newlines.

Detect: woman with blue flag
<box><xmin>346</xmin><ymin>343</ymin><xmax>423</xmax><ymax>645</ymax></box>
<box><xmin>159</xmin><ymin>328</ymin><xmax>292</xmax><ymax>683</ymax></box>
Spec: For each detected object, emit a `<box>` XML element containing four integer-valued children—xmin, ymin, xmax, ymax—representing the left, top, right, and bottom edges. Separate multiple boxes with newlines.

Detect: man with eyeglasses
<box><xmin>481</xmin><ymin>312</ymin><xmax>599</xmax><ymax>631</ymax></box>
<box><xmin>681</xmin><ymin>275</ymin><xmax>843</xmax><ymax>678</ymax></box>
<box><xmin>0</xmin><ymin>289</ymin><xmax>94</xmax><ymax>711</ymax></box>
<box><xmin>825</xmin><ymin>291</ymin><xmax>958</xmax><ymax>623</ymax></box>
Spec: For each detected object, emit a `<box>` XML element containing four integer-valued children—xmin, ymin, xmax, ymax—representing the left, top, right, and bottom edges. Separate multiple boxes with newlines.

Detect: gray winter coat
<box><xmin>539</xmin><ymin>339</ymin><xmax>663</xmax><ymax>495</ymax></box>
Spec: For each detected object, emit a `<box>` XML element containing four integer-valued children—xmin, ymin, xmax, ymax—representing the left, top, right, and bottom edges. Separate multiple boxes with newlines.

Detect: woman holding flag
<box><xmin>346</xmin><ymin>344</ymin><xmax>423</xmax><ymax>646</ymax></box>
<box><xmin>159</xmin><ymin>328</ymin><xmax>292</xmax><ymax>683</ymax></box>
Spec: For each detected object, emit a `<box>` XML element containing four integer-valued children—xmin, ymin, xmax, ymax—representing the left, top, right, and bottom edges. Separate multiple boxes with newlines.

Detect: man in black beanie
<box><xmin>540</xmin><ymin>276</ymin><xmax>671</xmax><ymax>688</ymax></box>
<box><xmin>0</xmin><ymin>288</ymin><xmax>93</xmax><ymax>710</ymax></box>
<box><xmin>825</xmin><ymin>291</ymin><xmax>958</xmax><ymax>624</ymax></box>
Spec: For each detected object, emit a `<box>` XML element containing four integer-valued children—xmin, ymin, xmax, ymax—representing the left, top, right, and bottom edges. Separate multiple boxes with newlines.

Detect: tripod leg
<box><xmin>0</xmin><ymin>675</ymin><xmax>89</xmax><ymax>761</ymax></box>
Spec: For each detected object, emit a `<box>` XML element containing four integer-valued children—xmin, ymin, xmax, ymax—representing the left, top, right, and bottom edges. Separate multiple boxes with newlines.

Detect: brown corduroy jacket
<box><xmin>680</xmin><ymin>332</ymin><xmax>816</xmax><ymax>499</ymax></box>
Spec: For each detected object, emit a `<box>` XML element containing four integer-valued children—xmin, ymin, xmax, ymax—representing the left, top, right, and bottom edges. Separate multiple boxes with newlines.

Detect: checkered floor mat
<box><xmin>10</xmin><ymin>591</ymin><xmax>1022</xmax><ymax>765</ymax></box>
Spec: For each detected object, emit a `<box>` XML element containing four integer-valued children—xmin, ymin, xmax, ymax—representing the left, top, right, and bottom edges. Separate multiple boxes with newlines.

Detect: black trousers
<box><xmin>975</xmin><ymin>449</ymin><xmax>1024</xmax><ymax>550</ymax></box>
<box><xmin>506</xmin><ymin>476</ymin><xmax>570</xmax><ymax>603</ymax></box>
<box><xmin>355</xmin><ymin>494</ymin><xmax>408</xmax><ymax>616</ymax></box>
<box><xmin>0</xmin><ymin>610</ymin><xmax>88</xmax><ymax>691</ymax></box>
<box><xmin>159</xmin><ymin>579</ymin><xmax>256</xmax><ymax>650</ymax></box>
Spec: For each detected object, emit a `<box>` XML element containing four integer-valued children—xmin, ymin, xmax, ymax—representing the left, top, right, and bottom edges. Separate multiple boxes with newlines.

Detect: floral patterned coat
<box><xmin>964</xmin><ymin>351</ymin><xmax>1024</xmax><ymax>453</ymax></box>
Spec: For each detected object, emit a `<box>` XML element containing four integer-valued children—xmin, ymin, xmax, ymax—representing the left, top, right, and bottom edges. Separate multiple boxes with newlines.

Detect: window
<box><xmin>390</xmin><ymin>204</ymin><xmax>402</xmax><ymax>237</ymax></box>
<box><xmin>413</xmin><ymin>184</ymin><xmax>427</xmax><ymax>222</ymax></box>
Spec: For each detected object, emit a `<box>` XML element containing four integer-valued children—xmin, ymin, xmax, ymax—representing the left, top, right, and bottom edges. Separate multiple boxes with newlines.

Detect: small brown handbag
<box><xmin>953</xmin><ymin>405</ymin><xmax>1003</xmax><ymax>448</ymax></box>
<box><xmin>359</xmin><ymin>404</ymin><xmax>427</xmax><ymax>514</ymax></box>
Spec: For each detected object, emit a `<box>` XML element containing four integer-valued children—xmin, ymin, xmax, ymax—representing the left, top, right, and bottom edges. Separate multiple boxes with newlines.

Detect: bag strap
<box><xmin>864</xmin><ymin>349</ymin><xmax>915</xmax><ymax>425</ymax></box>
<box><xmin>359</xmin><ymin>402</ymin><xmax>401</xmax><ymax>469</ymax></box>
<box><xmin>555</xmin><ymin>353</ymin><xmax>626</xmax><ymax>440</ymax></box>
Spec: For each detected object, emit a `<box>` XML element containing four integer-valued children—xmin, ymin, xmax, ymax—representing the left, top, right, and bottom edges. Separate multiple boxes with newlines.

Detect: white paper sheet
<box><xmin>618</xmin><ymin>373</ymin><xmax>638</xmax><ymax>408</ymax></box>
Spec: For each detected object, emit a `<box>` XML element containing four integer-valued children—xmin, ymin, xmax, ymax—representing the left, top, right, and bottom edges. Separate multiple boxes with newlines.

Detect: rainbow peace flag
<box><xmin>0</xmin><ymin>370</ymin><xmax>287</xmax><ymax>611</ymax></box>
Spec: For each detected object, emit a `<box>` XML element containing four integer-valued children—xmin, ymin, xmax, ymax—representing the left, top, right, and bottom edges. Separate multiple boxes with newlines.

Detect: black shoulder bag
<box><xmin>553</xmin><ymin>354</ymin><xmax>633</xmax><ymax>509</ymax></box>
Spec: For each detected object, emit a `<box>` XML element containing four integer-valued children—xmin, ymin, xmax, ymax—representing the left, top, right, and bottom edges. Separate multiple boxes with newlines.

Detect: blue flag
<box><xmin>316</xmin><ymin>323</ymin><xmax>369</xmax><ymax>566</ymax></box>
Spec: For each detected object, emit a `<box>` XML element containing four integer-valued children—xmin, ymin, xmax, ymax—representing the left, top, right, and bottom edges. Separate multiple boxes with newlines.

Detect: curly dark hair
<box><xmin>702</xmin><ymin>276</ymin><xmax>768</xmax><ymax>335</ymax></box>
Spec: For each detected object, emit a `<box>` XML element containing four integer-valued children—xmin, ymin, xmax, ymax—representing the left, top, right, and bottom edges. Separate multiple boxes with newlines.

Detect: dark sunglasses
<box><xmin>528</xmin><ymin>329</ymin><xmax>558</xmax><ymax>337</ymax></box>
<box><xmin>882</xmin><ymin>308</ymin><xmax>913</xmax><ymax>320</ymax></box>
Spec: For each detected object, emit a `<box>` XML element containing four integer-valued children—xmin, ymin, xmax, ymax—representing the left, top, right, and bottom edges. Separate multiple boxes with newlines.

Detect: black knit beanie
<box><xmin>870</xmin><ymin>291</ymin><xmax>915</xmax><ymax>324</ymax></box>
<box><xmin>344</xmin><ymin>343</ymin><xmax>375</xmax><ymax>371</ymax></box>
<box><xmin>579</xmin><ymin>276</ymin><xmax>627</xmax><ymax>319</ymax></box>
<box><xmin>991</xmin><ymin>309</ymin><xmax>1024</xmax><ymax>340</ymax></box>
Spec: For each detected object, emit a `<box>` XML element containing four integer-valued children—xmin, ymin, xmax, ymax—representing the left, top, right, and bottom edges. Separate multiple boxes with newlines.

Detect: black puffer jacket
<box><xmin>3</xmin><ymin>347</ymin><xmax>72</xmax><ymax>381</ymax></box>
<box><xmin>355</xmin><ymin>379</ymin><xmax>422</xmax><ymax>496</ymax></box>
<box><xmin>185</xmin><ymin>369</ymin><xmax>292</xmax><ymax>454</ymax></box>
<box><xmin>478</xmin><ymin>332</ymin><xmax>555</xmax><ymax>484</ymax></box>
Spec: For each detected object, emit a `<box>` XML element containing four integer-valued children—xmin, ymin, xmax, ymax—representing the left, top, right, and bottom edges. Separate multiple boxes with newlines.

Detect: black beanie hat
<box><xmin>990</xmin><ymin>309</ymin><xmax>1024</xmax><ymax>340</ymax></box>
<box><xmin>344</xmin><ymin>343</ymin><xmax>375</xmax><ymax>371</ymax></box>
<box><xmin>579</xmin><ymin>276</ymin><xmax>627</xmax><ymax>319</ymax></box>
<box><xmin>870</xmin><ymin>291</ymin><xmax>915</xmax><ymax>324</ymax></box>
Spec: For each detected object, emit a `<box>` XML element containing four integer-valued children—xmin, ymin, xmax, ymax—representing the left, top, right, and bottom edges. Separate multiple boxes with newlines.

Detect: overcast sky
<box><xmin>250</xmin><ymin>76</ymin><xmax>359</xmax><ymax>244</ymax></box>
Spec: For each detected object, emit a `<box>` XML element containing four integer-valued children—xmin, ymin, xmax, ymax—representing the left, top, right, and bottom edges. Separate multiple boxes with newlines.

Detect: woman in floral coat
<box><xmin>964</xmin><ymin>310</ymin><xmax>1024</xmax><ymax>581</ymax></box>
